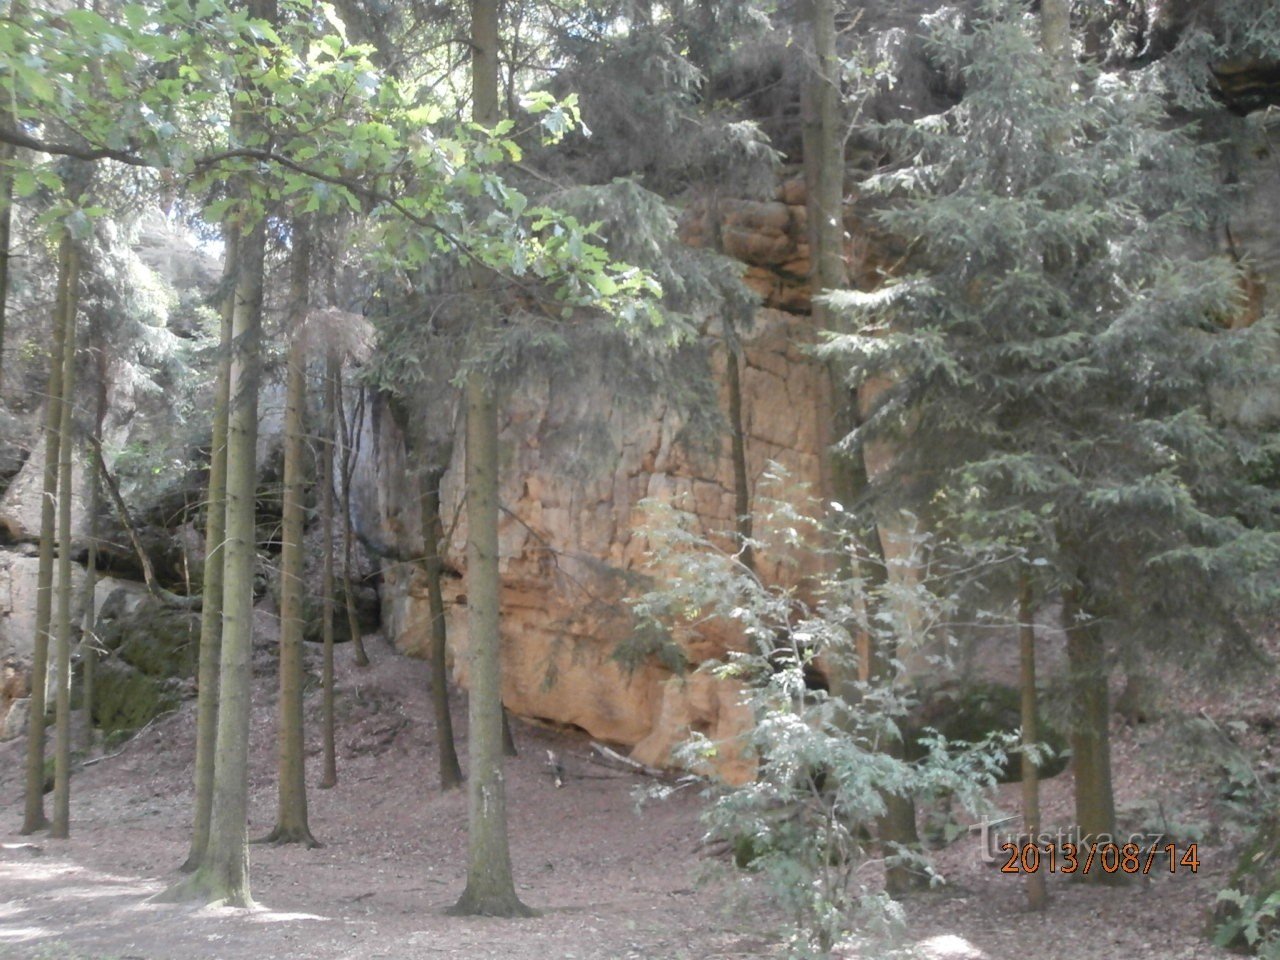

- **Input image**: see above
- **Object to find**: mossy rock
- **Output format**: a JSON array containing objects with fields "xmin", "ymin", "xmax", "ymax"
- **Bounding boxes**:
[
  {"xmin": 99, "ymin": 597, "xmax": 199, "ymax": 678},
  {"xmin": 92, "ymin": 658, "xmax": 182, "ymax": 735},
  {"xmin": 906, "ymin": 682, "xmax": 1069, "ymax": 784}
]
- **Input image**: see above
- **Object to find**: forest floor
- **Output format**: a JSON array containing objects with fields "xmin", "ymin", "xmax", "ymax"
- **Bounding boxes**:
[{"xmin": 0, "ymin": 616, "xmax": 1270, "ymax": 960}]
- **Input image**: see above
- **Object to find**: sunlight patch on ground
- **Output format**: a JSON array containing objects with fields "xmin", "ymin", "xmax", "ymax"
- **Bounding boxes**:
[
  {"xmin": 248, "ymin": 909, "xmax": 330, "ymax": 924},
  {"xmin": 186, "ymin": 902, "xmax": 328, "ymax": 923},
  {"xmin": 0, "ymin": 925, "xmax": 51, "ymax": 943},
  {"xmin": 0, "ymin": 861, "xmax": 78, "ymax": 883},
  {"xmin": 43, "ymin": 880, "xmax": 161, "ymax": 902},
  {"xmin": 915, "ymin": 934, "xmax": 988, "ymax": 959}
]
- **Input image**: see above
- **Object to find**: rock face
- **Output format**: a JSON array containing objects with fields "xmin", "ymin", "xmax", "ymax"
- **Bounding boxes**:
[{"xmin": 357, "ymin": 294, "xmax": 836, "ymax": 784}]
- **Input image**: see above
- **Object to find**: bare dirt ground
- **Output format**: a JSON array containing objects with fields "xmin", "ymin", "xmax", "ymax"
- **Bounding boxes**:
[{"xmin": 0, "ymin": 622, "xmax": 1262, "ymax": 960}]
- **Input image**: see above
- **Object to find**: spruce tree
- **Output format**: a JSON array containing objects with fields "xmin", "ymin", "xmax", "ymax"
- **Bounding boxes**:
[{"xmin": 822, "ymin": 0, "xmax": 1280, "ymax": 850}]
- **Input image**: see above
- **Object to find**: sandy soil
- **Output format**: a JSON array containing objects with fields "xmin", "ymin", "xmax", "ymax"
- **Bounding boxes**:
[{"xmin": 0, "ymin": 624, "xmax": 1260, "ymax": 960}]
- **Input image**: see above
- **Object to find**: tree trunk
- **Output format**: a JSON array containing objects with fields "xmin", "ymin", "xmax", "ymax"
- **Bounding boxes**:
[
  {"xmin": 161, "ymin": 213, "xmax": 266, "ymax": 908},
  {"xmin": 319, "ymin": 350, "xmax": 339, "ymax": 789},
  {"xmin": 182, "ymin": 226, "xmax": 237, "ymax": 872},
  {"xmin": 724, "ymin": 323, "xmax": 754, "ymax": 574},
  {"xmin": 79, "ymin": 305, "xmax": 108, "ymax": 745},
  {"xmin": 806, "ymin": 0, "xmax": 924, "ymax": 899},
  {"xmin": 260, "ymin": 221, "xmax": 319, "ymax": 847},
  {"xmin": 448, "ymin": 0, "xmax": 532, "ymax": 918},
  {"xmin": 421, "ymin": 466, "xmax": 463, "ymax": 790},
  {"xmin": 0, "ymin": 133, "xmax": 13, "ymax": 394},
  {"xmin": 336, "ymin": 380, "xmax": 369, "ymax": 667},
  {"xmin": 1041, "ymin": 0, "xmax": 1072, "ymax": 77},
  {"xmin": 1063, "ymin": 584, "xmax": 1117, "ymax": 857},
  {"xmin": 51, "ymin": 237, "xmax": 80, "ymax": 839},
  {"xmin": 449, "ymin": 374, "xmax": 532, "ymax": 918},
  {"xmin": 22, "ymin": 232, "xmax": 72, "ymax": 834},
  {"xmin": 1018, "ymin": 574, "xmax": 1047, "ymax": 910}
]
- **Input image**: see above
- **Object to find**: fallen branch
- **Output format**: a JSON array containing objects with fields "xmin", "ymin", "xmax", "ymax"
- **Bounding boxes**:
[
  {"xmin": 587, "ymin": 741, "xmax": 676, "ymax": 780},
  {"xmin": 81, "ymin": 709, "xmax": 177, "ymax": 766},
  {"xmin": 88, "ymin": 438, "xmax": 200, "ymax": 610}
]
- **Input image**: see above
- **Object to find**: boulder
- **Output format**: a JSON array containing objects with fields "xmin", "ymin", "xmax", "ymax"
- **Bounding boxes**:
[
  {"xmin": 1, "ymin": 696, "xmax": 28, "ymax": 741},
  {"xmin": 93, "ymin": 659, "xmax": 184, "ymax": 735}
]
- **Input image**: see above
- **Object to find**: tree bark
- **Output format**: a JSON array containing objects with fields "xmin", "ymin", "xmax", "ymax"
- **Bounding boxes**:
[
  {"xmin": 449, "ymin": 0, "xmax": 533, "ymax": 918},
  {"xmin": 0, "ymin": 133, "xmax": 13, "ymax": 394},
  {"xmin": 260, "ymin": 220, "xmax": 319, "ymax": 847},
  {"xmin": 807, "ymin": 0, "xmax": 924, "ymax": 899},
  {"xmin": 449, "ymin": 375, "xmax": 532, "ymax": 917},
  {"xmin": 319, "ymin": 351, "xmax": 339, "ymax": 789},
  {"xmin": 724, "ymin": 322, "xmax": 754, "ymax": 574},
  {"xmin": 182, "ymin": 226, "xmax": 237, "ymax": 872},
  {"xmin": 1018, "ymin": 574, "xmax": 1047, "ymax": 910},
  {"xmin": 421, "ymin": 466, "xmax": 463, "ymax": 790},
  {"xmin": 51, "ymin": 237, "xmax": 80, "ymax": 839},
  {"xmin": 79, "ymin": 304, "xmax": 108, "ymax": 745},
  {"xmin": 336, "ymin": 379, "xmax": 370, "ymax": 667},
  {"xmin": 161, "ymin": 210, "xmax": 267, "ymax": 908},
  {"xmin": 22, "ymin": 232, "xmax": 71, "ymax": 834},
  {"xmin": 1063, "ymin": 584, "xmax": 1117, "ymax": 856}
]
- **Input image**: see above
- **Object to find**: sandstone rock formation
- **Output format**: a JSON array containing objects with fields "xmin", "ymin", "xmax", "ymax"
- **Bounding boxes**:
[{"xmin": 358, "ymin": 273, "xmax": 838, "ymax": 782}]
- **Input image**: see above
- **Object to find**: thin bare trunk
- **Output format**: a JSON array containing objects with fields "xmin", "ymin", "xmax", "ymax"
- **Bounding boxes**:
[
  {"xmin": 22, "ymin": 233, "xmax": 71, "ymax": 834},
  {"xmin": 807, "ymin": 0, "xmax": 923, "ymax": 898},
  {"xmin": 260, "ymin": 221, "xmax": 319, "ymax": 847},
  {"xmin": 319, "ymin": 351, "xmax": 338, "ymax": 789},
  {"xmin": 724, "ymin": 321, "xmax": 754, "ymax": 574},
  {"xmin": 0, "ymin": 135, "xmax": 12, "ymax": 394},
  {"xmin": 449, "ymin": 0, "xmax": 533, "ymax": 917},
  {"xmin": 1018, "ymin": 574, "xmax": 1047, "ymax": 910},
  {"xmin": 335, "ymin": 373, "xmax": 369, "ymax": 667},
  {"xmin": 449, "ymin": 374, "xmax": 532, "ymax": 917},
  {"xmin": 1063, "ymin": 584, "xmax": 1116, "ymax": 855},
  {"xmin": 79, "ymin": 310, "xmax": 108, "ymax": 744},
  {"xmin": 51, "ymin": 240, "xmax": 80, "ymax": 839},
  {"xmin": 182, "ymin": 226, "xmax": 237, "ymax": 872},
  {"xmin": 421, "ymin": 466, "xmax": 463, "ymax": 789}
]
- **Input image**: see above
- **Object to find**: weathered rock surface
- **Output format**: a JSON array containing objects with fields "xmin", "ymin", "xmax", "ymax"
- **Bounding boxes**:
[
  {"xmin": 358, "ymin": 305, "xmax": 835, "ymax": 782},
  {"xmin": 92, "ymin": 591, "xmax": 199, "ymax": 734}
]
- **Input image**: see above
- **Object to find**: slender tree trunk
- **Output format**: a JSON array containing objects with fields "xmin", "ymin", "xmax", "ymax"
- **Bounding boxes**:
[
  {"xmin": 448, "ymin": 0, "xmax": 533, "ymax": 918},
  {"xmin": 79, "ymin": 471, "xmax": 98, "ymax": 744},
  {"xmin": 422, "ymin": 466, "xmax": 463, "ymax": 790},
  {"xmin": 335, "ymin": 373, "xmax": 369, "ymax": 667},
  {"xmin": 319, "ymin": 351, "xmax": 338, "ymax": 789},
  {"xmin": 260, "ymin": 221, "xmax": 319, "ymax": 847},
  {"xmin": 0, "ymin": 134, "xmax": 13, "ymax": 394},
  {"xmin": 79, "ymin": 308, "xmax": 108, "ymax": 745},
  {"xmin": 161, "ymin": 213, "xmax": 266, "ymax": 908},
  {"xmin": 1063, "ymin": 584, "xmax": 1117, "ymax": 856},
  {"xmin": 1018, "ymin": 574, "xmax": 1047, "ymax": 910},
  {"xmin": 724, "ymin": 324, "xmax": 754, "ymax": 574},
  {"xmin": 22, "ymin": 233, "xmax": 72, "ymax": 834},
  {"xmin": 182, "ymin": 227, "xmax": 237, "ymax": 872},
  {"xmin": 51, "ymin": 239, "xmax": 80, "ymax": 839},
  {"xmin": 806, "ymin": 0, "xmax": 924, "ymax": 898},
  {"xmin": 705, "ymin": 195, "xmax": 754, "ymax": 574},
  {"xmin": 449, "ymin": 375, "xmax": 532, "ymax": 917}
]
